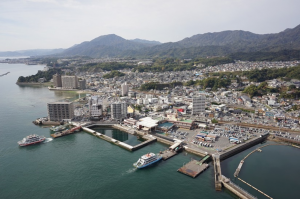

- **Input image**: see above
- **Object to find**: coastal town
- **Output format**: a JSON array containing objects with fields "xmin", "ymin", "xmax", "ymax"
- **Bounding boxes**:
[
  {"xmin": 2, "ymin": 1, "xmax": 300, "ymax": 199},
  {"xmin": 10, "ymin": 56, "xmax": 300, "ymax": 199}
]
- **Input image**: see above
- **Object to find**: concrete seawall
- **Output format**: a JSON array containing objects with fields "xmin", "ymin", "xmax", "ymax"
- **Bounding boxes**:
[
  {"xmin": 183, "ymin": 146, "xmax": 207, "ymax": 157},
  {"xmin": 220, "ymin": 135, "xmax": 268, "ymax": 161}
]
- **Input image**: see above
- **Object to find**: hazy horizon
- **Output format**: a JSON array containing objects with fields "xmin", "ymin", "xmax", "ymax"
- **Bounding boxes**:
[{"xmin": 1, "ymin": 0, "xmax": 300, "ymax": 51}]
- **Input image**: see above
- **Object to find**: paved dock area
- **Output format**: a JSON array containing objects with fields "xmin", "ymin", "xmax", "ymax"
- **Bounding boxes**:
[{"xmin": 177, "ymin": 159, "xmax": 209, "ymax": 178}]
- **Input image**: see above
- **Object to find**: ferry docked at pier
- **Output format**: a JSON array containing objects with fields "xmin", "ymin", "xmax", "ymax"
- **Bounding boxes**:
[
  {"xmin": 133, "ymin": 153, "xmax": 162, "ymax": 169},
  {"xmin": 18, "ymin": 134, "xmax": 46, "ymax": 146}
]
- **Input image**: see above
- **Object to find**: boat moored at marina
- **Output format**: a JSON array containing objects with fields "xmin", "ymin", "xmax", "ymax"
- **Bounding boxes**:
[
  {"xmin": 133, "ymin": 153, "xmax": 162, "ymax": 169},
  {"xmin": 50, "ymin": 125, "xmax": 67, "ymax": 132},
  {"xmin": 18, "ymin": 134, "xmax": 46, "ymax": 146}
]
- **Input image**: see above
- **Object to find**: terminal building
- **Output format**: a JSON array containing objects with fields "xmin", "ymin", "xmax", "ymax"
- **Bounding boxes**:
[{"xmin": 47, "ymin": 102, "xmax": 74, "ymax": 121}]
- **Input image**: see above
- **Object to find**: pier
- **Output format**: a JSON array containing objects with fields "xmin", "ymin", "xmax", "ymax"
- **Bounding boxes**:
[
  {"xmin": 177, "ymin": 155, "xmax": 210, "ymax": 178},
  {"xmin": 82, "ymin": 126, "xmax": 157, "ymax": 151},
  {"xmin": 213, "ymin": 154, "xmax": 222, "ymax": 191}
]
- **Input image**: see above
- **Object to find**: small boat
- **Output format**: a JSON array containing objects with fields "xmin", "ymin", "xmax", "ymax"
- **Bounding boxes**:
[
  {"xmin": 133, "ymin": 153, "xmax": 162, "ymax": 169},
  {"xmin": 18, "ymin": 134, "xmax": 46, "ymax": 146}
]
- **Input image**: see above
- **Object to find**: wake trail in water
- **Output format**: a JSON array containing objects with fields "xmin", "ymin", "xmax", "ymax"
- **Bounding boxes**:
[
  {"xmin": 122, "ymin": 168, "xmax": 137, "ymax": 176},
  {"xmin": 44, "ymin": 138, "xmax": 53, "ymax": 143}
]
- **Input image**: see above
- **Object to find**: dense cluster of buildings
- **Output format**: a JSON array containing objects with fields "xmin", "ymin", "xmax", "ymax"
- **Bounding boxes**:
[
  {"xmin": 52, "ymin": 74, "xmax": 86, "ymax": 90},
  {"xmin": 43, "ymin": 60, "xmax": 300, "ymax": 132}
]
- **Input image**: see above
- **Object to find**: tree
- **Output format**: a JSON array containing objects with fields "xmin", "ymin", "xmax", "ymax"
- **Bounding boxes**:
[
  {"xmin": 18, "ymin": 76, "xmax": 26, "ymax": 82},
  {"xmin": 212, "ymin": 118, "xmax": 218, "ymax": 123}
]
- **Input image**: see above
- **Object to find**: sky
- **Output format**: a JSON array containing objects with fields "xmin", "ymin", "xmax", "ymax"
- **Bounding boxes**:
[{"xmin": 0, "ymin": 0, "xmax": 300, "ymax": 51}]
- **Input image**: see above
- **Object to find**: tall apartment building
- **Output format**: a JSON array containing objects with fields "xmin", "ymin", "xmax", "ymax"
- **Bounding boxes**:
[
  {"xmin": 89, "ymin": 96, "xmax": 102, "ymax": 119},
  {"xmin": 121, "ymin": 82, "xmax": 129, "ymax": 96},
  {"xmin": 192, "ymin": 95, "xmax": 206, "ymax": 115},
  {"xmin": 53, "ymin": 74, "xmax": 62, "ymax": 87},
  {"xmin": 78, "ymin": 79, "xmax": 86, "ymax": 90},
  {"xmin": 111, "ymin": 102, "xmax": 127, "ymax": 120},
  {"xmin": 47, "ymin": 102, "xmax": 74, "ymax": 121},
  {"xmin": 62, "ymin": 76, "xmax": 78, "ymax": 89}
]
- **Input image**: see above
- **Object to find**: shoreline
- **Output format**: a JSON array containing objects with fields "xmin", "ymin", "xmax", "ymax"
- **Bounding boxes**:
[{"xmin": 16, "ymin": 82, "xmax": 53, "ymax": 86}]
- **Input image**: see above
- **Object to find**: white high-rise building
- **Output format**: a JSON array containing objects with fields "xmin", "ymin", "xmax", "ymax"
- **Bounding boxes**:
[
  {"xmin": 192, "ymin": 95, "xmax": 206, "ymax": 115},
  {"xmin": 111, "ymin": 102, "xmax": 127, "ymax": 120},
  {"xmin": 121, "ymin": 82, "xmax": 129, "ymax": 96},
  {"xmin": 89, "ymin": 96, "xmax": 103, "ymax": 119}
]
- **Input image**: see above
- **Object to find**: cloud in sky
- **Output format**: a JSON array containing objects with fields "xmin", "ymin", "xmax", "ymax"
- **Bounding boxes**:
[{"xmin": 0, "ymin": 0, "xmax": 300, "ymax": 51}]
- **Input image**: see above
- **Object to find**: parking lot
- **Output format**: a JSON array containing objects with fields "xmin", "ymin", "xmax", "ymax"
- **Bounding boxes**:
[{"xmin": 156, "ymin": 124, "xmax": 275, "ymax": 153}]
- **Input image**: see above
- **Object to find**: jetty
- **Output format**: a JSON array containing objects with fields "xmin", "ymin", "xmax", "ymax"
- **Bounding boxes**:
[
  {"xmin": 213, "ymin": 154, "xmax": 222, "ymax": 191},
  {"xmin": 177, "ymin": 155, "xmax": 210, "ymax": 178},
  {"xmin": 0, "ymin": 72, "xmax": 10, "ymax": 77},
  {"xmin": 234, "ymin": 144, "xmax": 283, "ymax": 177},
  {"xmin": 238, "ymin": 178, "xmax": 272, "ymax": 199},
  {"xmin": 82, "ymin": 125, "xmax": 157, "ymax": 151}
]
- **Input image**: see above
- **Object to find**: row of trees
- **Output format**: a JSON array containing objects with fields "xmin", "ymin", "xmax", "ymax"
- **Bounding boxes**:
[
  {"xmin": 140, "ymin": 82, "xmax": 183, "ymax": 91},
  {"xmin": 103, "ymin": 70, "xmax": 125, "ymax": 79},
  {"xmin": 184, "ymin": 77, "xmax": 231, "ymax": 91},
  {"xmin": 79, "ymin": 62, "xmax": 135, "ymax": 72},
  {"xmin": 17, "ymin": 68, "xmax": 61, "ymax": 83}
]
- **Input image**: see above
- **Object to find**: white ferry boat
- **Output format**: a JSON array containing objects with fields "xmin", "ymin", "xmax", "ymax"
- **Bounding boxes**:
[
  {"xmin": 18, "ymin": 134, "xmax": 46, "ymax": 146},
  {"xmin": 133, "ymin": 153, "xmax": 162, "ymax": 169}
]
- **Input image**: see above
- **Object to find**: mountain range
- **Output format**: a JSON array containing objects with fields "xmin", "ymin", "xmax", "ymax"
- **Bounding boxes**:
[{"xmin": 3, "ymin": 24, "xmax": 300, "ymax": 58}]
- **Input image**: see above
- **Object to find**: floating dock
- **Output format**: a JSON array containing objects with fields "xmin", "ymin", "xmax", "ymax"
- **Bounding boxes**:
[
  {"xmin": 51, "ymin": 126, "xmax": 81, "ymax": 138},
  {"xmin": 177, "ymin": 155, "xmax": 210, "ymax": 178}
]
